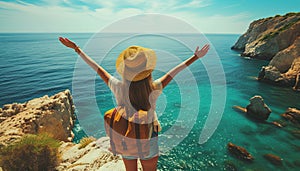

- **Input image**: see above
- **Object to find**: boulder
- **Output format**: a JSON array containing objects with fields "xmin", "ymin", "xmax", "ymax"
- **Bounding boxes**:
[
  {"xmin": 227, "ymin": 142, "xmax": 254, "ymax": 162},
  {"xmin": 246, "ymin": 95, "xmax": 272, "ymax": 121},
  {"xmin": 263, "ymin": 154, "xmax": 283, "ymax": 166},
  {"xmin": 0, "ymin": 90, "xmax": 75, "ymax": 147},
  {"xmin": 281, "ymin": 108, "xmax": 300, "ymax": 125},
  {"xmin": 258, "ymin": 55, "xmax": 300, "ymax": 88},
  {"xmin": 294, "ymin": 73, "xmax": 300, "ymax": 91},
  {"xmin": 258, "ymin": 66, "xmax": 283, "ymax": 83}
]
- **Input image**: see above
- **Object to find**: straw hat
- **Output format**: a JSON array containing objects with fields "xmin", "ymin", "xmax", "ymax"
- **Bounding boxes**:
[{"xmin": 116, "ymin": 46, "xmax": 157, "ymax": 81}]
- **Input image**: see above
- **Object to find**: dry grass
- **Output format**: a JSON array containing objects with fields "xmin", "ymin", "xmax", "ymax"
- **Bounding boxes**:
[
  {"xmin": 0, "ymin": 133, "xmax": 61, "ymax": 171},
  {"xmin": 78, "ymin": 137, "xmax": 96, "ymax": 149}
]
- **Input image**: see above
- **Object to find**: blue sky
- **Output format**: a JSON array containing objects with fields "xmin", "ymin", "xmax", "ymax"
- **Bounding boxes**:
[{"xmin": 0, "ymin": 0, "xmax": 299, "ymax": 33}]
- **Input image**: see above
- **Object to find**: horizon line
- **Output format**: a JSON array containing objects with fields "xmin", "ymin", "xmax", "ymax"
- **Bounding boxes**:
[{"xmin": 0, "ymin": 32, "xmax": 243, "ymax": 35}]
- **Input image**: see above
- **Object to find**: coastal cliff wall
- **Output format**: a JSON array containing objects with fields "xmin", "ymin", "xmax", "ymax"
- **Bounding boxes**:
[
  {"xmin": 0, "ymin": 90, "xmax": 75, "ymax": 147},
  {"xmin": 232, "ymin": 12, "xmax": 300, "ymax": 90},
  {"xmin": 0, "ymin": 90, "xmax": 126, "ymax": 170}
]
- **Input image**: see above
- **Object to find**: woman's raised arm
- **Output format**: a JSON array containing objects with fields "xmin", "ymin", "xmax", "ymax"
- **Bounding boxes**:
[
  {"xmin": 59, "ymin": 37, "xmax": 111, "ymax": 85},
  {"xmin": 158, "ymin": 44, "xmax": 210, "ymax": 88}
]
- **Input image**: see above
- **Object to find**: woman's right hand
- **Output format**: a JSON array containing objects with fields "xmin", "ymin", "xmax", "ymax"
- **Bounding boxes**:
[
  {"xmin": 59, "ymin": 37, "xmax": 77, "ymax": 49},
  {"xmin": 194, "ymin": 44, "xmax": 210, "ymax": 59}
]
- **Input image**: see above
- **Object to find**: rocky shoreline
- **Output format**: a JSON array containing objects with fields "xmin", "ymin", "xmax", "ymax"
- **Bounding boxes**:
[
  {"xmin": 232, "ymin": 12, "xmax": 300, "ymax": 90},
  {"xmin": 0, "ymin": 90, "xmax": 132, "ymax": 171},
  {"xmin": 230, "ymin": 13, "xmax": 300, "ymax": 167},
  {"xmin": 0, "ymin": 90, "xmax": 299, "ymax": 170}
]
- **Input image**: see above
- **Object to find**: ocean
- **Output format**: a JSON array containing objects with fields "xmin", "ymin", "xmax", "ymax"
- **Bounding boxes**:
[{"xmin": 0, "ymin": 33, "xmax": 299, "ymax": 170}]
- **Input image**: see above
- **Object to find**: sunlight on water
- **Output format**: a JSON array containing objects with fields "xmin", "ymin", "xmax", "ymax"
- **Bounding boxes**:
[{"xmin": 0, "ymin": 33, "xmax": 299, "ymax": 170}]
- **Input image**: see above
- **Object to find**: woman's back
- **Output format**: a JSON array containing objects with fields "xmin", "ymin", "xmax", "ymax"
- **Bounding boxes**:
[
  {"xmin": 108, "ymin": 75, "xmax": 163, "ymax": 119},
  {"xmin": 59, "ymin": 36, "xmax": 209, "ymax": 171}
]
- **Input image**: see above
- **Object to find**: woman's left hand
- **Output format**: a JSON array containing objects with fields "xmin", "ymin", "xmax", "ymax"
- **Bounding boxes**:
[{"xmin": 194, "ymin": 44, "xmax": 210, "ymax": 59}]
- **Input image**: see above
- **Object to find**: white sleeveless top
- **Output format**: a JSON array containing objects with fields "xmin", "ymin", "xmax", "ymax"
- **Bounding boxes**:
[{"xmin": 108, "ymin": 76, "xmax": 162, "ymax": 127}]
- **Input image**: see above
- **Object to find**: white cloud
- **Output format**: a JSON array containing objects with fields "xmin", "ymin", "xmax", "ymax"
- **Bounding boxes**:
[
  {"xmin": 0, "ymin": 1, "xmax": 93, "ymax": 32},
  {"xmin": 142, "ymin": 0, "xmax": 211, "ymax": 13},
  {"xmin": 92, "ymin": 1, "xmax": 115, "ymax": 8},
  {"xmin": 0, "ymin": 0, "xmax": 250, "ymax": 33},
  {"xmin": 173, "ymin": 0, "xmax": 211, "ymax": 10},
  {"xmin": 0, "ymin": 1, "xmax": 31, "ymax": 11},
  {"xmin": 164, "ymin": 10, "xmax": 252, "ymax": 34}
]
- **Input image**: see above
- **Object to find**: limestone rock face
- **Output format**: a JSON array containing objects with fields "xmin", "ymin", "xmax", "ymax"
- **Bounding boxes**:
[
  {"xmin": 0, "ymin": 91, "xmax": 137, "ymax": 171},
  {"xmin": 257, "ymin": 38, "xmax": 300, "ymax": 88},
  {"xmin": 232, "ymin": 12, "xmax": 300, "ymax": 89},
  {"xmin": 269, "ymin": 37, "xmax": 300, "ymax": 73},
  {"xmin": 57, "ymin": 137, "xmax": 120, "ymax": 171},
  {"xmin": 246, "ymin": 95, "xmax": 272, "ymax": 121},
  {"xmin": 57, "ymin": 137, "xmax": 143, "ymax": 171},
  {"xmin": 232, "ymin": 12, "xmax": 300, "ymax": 60},
  {"xmin": 0, "ymin": 90, "xmax": 75, "ymax": 147}
]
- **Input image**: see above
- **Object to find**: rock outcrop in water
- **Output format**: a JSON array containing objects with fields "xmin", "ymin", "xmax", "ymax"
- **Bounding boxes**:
[
  {"xmin": 227, "ymin": 142, "xmax": 254, "ymax": 162},
  {"xmin": 263, "ymin": 154, "xmax": 283, "ymax": 166},
  {"xmin": 281, "ymin": 108, "xmax": 300, "ymax": 125},
  {"xmin": 232, "ymin": 12, "xmax": 300, "ymax": 90},
  {"xmin": 281, "ymin": 108, "xmax": 300, "ymax": 140},
  {"xmin": 246, "ymin": 95, "xmax": 272, "ymax": 121},
  {"xmin": 233, "ymin": 95, "xmax": 272, "ymax": 121}
]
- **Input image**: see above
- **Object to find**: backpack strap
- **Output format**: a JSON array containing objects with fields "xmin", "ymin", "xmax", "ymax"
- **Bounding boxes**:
[
  {"xmin": 109, "ymin": 108, "xmax": 117, "ymax": 156},
  {"xmin": 134, "ymin": 113, "xmax": 144, "ymax": 159}
]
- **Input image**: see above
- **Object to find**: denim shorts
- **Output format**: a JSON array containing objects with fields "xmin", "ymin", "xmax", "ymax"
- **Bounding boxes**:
[{"xmin": 122, "ymin": 132, "xmax": 159, "ymax": 160}]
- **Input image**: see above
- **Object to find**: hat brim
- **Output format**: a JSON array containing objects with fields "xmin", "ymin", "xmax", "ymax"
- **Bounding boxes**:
[{"xmin": 116, "ymin": 46, "xmax": 156, "ymax": 81}]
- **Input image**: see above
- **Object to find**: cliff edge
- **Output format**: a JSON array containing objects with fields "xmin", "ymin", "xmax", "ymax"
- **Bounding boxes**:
[
  {"xmin": 0, "ymin": 90, "xmax": 131, "ymax": 170},
  {"xmin": 0, "ymin": 90, "xmax": 76, "ymax": 147},
  {"xmin": 232, "ymin": 12, "xmax": 300, "ymax": 90}
]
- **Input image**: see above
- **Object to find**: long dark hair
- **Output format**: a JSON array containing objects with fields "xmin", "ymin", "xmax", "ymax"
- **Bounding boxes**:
[{"xmin": 124, "ymin": 75, "xmax": 153, "ymax": 112}]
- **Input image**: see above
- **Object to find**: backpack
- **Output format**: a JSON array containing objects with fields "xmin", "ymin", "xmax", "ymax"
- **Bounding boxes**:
[{"xmin": 104, "ymin": 106, "xmax": 157, "ymax": 158}]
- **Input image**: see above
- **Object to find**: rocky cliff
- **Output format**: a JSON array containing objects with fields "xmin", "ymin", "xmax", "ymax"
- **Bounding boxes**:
[
  {"xmin": 232, "ymin": 12, "xmax": 300, "ymax": 90},
  {"xmin": 57, "ymin": 137, "xmax": 142, "ymax": 171},
  {"xmin": 0, "ymin": 90, "xmax": 75, "ymax": 147},
  {"xmin": 0, "ymin": 90, "xmax": 130, "ymax": 171}
]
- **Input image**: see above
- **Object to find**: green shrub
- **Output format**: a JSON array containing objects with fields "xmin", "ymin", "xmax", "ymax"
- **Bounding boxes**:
[
  {"xmin": 261, "ymin": 31, "xmax": 279, "ymax": 41},
  {"xmin": 278, "ymin": 18, "xmax": 300, "ymax": 32},
  {"xmin": 285, "ymin": 12, "xmax": 298, "ymax": 17},
  {"xmin": 274, "ymin": 14, "xmax": 281, "ymax": 18},
  {"xmin": 0, "ymin": 133, "xmax": 61, "ymax": 171},
  {"xmin": 78, "ymin": 137, "xmax": 96, "ymax": 149}
]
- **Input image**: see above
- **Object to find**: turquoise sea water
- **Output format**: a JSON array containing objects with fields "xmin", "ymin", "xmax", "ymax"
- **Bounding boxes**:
[{"xmin": 0, "ymin": 33, "xmax": 299, "ymax": 170}]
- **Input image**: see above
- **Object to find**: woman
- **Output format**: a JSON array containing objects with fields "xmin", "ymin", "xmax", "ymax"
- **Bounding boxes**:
[{"xmin": 59, "ymin": 37, "xmax": 209, "ymax": 171}]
